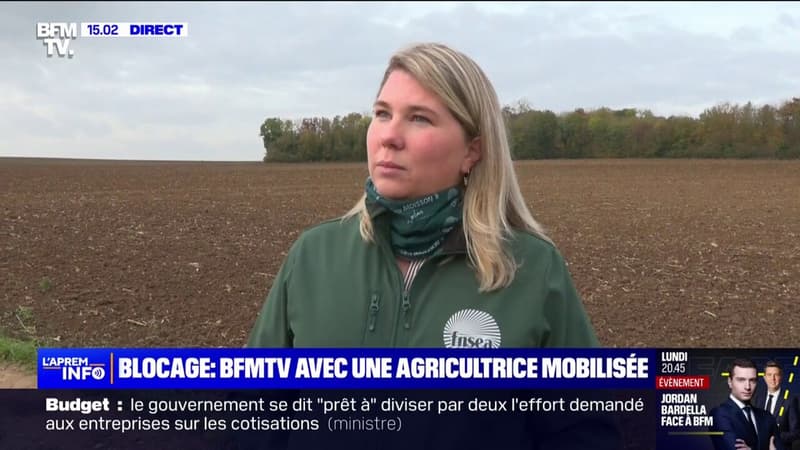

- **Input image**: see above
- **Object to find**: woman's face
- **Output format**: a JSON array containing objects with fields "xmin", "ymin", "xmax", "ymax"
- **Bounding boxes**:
[{"xmin": 367, "ymin": 70, "xmax": 480, "ymax": 200}]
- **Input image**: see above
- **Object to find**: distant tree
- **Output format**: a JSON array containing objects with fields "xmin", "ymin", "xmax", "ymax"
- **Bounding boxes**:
[
  {"xmin": 260, "ymin": 97, "xmax": 800, "ymax": 162},
  {"xmin": 259, "ymin": 118, "xmax": 284, "ymax": 160},
  {"xmin": 777, "ymin": 97, "xmax": 800, "ymax": 158},
  {"xmin": 508, "ymin": 110, "xmax": 559, "ymax": 159},
  {"xmin": 560, "ymin": 109, "xmax": 592, "ymax": 158}
]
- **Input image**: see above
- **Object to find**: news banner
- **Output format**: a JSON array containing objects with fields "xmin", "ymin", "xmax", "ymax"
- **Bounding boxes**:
[
  {"xmin": 1, "ymin": 348, "xmax": 798, "ymax": 449},
  {"xmin": 35, "ymin": 22, "xmax": 188, "ymax": 58}
]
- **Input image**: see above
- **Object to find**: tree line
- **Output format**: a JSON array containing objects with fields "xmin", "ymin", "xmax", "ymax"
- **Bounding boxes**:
[{"xmin": 260, "ymin": 97, "xmax": 800, "ymax": 162}]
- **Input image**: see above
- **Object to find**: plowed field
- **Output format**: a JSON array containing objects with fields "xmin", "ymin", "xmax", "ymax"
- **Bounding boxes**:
[{"xmin": 2, "ymin": 159, "xmax": 798, "ymax": 357}]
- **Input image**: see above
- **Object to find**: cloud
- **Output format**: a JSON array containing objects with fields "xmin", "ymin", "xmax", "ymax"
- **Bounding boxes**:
[
  {"xmin": 777, "ymin": 13, "xmax": 797, "ymax": 28},
  {"xmin": 2, "ymin": 2, "xmax": 799, "ymax": 160}
]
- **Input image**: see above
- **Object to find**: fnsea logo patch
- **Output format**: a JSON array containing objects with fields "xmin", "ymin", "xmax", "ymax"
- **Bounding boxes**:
[{"xmin": 443, "ymin": 309, "xmax": 501, "ymax": 348}]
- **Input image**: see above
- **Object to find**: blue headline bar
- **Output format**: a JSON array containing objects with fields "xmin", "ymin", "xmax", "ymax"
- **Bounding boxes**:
[{"xmin": 37, "ymin": 348, "xmax": 656, "ymax": 389}]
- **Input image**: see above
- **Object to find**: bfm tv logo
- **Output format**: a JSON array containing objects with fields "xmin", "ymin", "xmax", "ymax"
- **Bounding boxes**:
[
  {"xmin": 41, "ymin": 356, "xmax": 107, "ymax": 381},
  {"xmin": 36, "ymin": 22, "xmax": 77, "ymax": 58}
]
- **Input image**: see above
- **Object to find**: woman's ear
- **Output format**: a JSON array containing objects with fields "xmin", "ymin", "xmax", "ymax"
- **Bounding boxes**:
[{"xmin": 462, "ymin": 136, "xmax": 482, "ymax": 174}]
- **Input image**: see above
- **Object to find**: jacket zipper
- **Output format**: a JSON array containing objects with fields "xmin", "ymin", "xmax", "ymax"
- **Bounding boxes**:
[
  {"xmin": 401, "ymin": 291, "xmax": 411, "ymax": 330},
  {"xmin": 374, "ymin": 216, "xmax": 458, "ymax": 343},
  {"xmin": 374, "ymin": 230, "xmax": 406, "ymax": 344},
  {"xmin": 367, "ymin": 293, "xmax": 380, "ymax": 332},
  {"xmin": 401, "ymin": 258, "xmax": 430, "ymax": 331}
]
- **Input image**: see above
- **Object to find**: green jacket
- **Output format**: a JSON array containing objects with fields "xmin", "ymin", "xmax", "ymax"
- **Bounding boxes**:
[{"xmin": 248, "ymin": 214, "xmax": 599, "ymax": 349}]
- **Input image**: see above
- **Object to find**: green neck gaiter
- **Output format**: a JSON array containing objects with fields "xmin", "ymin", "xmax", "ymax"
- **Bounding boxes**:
[{"xmin": 365, "ymin": 177, "xmax": 463, "ymax": 260}]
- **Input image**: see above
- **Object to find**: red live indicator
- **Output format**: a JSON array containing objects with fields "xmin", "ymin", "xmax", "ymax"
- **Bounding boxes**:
[{"xmin": 656, "ymin": 375, "xmax": 710, "ymax": 390}]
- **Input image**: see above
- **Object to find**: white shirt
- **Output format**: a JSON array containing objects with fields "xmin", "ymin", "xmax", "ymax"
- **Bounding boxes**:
[
  {"xmin": 730, "ymin": 394, "xmax": 758, "ymax": 436},
  {"xmin": 764, "ymin": 389, "xmax": 781, "ymax": 416}
]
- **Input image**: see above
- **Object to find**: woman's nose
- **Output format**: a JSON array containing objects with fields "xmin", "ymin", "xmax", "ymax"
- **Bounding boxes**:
[{"xmin": 378, "ymin": 119, "xmax": 405, "ymax": 150}]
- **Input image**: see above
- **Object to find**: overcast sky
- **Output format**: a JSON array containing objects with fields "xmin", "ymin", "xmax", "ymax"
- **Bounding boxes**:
[{"xmin": 2, "ymin": 1, "xmax": 799, "ymax": 161}]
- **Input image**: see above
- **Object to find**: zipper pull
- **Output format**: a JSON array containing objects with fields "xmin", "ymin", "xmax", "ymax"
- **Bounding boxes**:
[
  {"xmin": 402, "ymin": 292, "xmax": 411, "ymax": 329},
  {"xmin": 368, "ymin": 294, "xmax": 380, "ymax": 332}
]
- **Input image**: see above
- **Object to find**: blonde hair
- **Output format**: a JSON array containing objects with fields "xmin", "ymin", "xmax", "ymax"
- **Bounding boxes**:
[{"xmin": 343, "ymin": 42, "xmax": 551, "ymax": 292}]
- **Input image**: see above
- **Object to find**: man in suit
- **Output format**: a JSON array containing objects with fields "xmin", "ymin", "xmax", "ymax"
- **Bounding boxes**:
[
  {"xmin": 710, "ymin": 358, "xmax": 783, "ymax": 450},
  {"xmin": 753, "ymin": 361, "xmax": 800, "ymax": 450}
]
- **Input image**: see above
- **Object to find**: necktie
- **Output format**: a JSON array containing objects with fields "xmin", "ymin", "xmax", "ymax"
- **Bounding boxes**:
[
  {"xmin": 743, "ymin": 406, "xmax": 758, "ymax": 437},
  {"xmin": 766, "ymin": 394, "xmax": 774, "ymax": 415}
]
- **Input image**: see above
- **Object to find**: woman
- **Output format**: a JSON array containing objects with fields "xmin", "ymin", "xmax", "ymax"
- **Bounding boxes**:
[
  {"xmin": 248, "ymin": 42, "xmax": 599, "ymax": 350},
  {"xmin": 241, "ymin": 43, "xmax": 621, "ymax": 450}
]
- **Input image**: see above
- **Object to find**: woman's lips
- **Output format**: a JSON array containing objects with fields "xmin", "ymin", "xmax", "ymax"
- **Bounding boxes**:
[{"xmin": 377, "ymin": 161, "xmax": 405, "ymax": 170}]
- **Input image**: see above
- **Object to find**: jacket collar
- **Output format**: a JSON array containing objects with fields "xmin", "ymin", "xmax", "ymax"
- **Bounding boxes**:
[{"xmin": 440, "ymin": 223, "xmax": 467, "ymax": 255}]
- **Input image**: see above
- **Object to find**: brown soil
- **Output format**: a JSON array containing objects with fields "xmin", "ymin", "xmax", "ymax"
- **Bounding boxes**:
[
  {"xmin": 1, "ymin": 158, "xmax": 798, "ymax": 351},
  {"xmin": 0, "ymin": 363, "xmax": 36, "ymax": 388}
]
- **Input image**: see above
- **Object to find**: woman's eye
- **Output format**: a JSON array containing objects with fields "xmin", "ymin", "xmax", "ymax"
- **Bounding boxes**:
[
  {"xmin": 374, "ymin": 110, "xmax": 390, "ymax": 119},
  {"xmin": 411, "ymin": 115, "xmax": 431, "ymax": 124}
]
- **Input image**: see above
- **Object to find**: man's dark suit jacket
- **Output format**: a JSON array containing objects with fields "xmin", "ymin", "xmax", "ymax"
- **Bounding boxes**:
[
  {"xmin": 710, "ymin": 398, "xmax": 784, "ymax": 450},
  {"xmin": 754, "ymin": 389, "xmax": 800, "ymax": 450}
]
